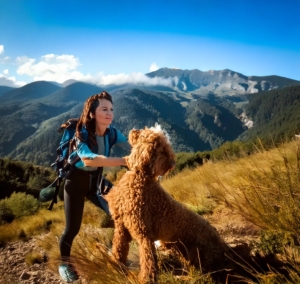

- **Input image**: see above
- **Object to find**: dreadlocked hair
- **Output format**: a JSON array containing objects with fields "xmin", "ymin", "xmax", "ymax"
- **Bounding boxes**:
[{"xmin": 76, "ymin": 91, "xmax": 113, "ymax": 146}]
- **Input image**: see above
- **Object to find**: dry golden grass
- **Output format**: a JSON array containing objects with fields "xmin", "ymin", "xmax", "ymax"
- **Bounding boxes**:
[
  {"xmin": 195, "ymin": 140, "xmax": 300, "ymax": 237},
  {"xmin": 0, "ymin": 202, "xmax": 65, "ymax": 245},
  {"xmin": 160, "ymin": 140, "xmax": 300, "ymax": 283},
  {"xmin": 70, "ymin": 239, "xmax": 139, "ymax": 284},
  {"xmin": 161, "ymin": 167, "xmax": 216, "ymax": 215},
  {"xmin": 36, "ymin": 199, "xmax": 216, "ymax": 283},
  {"xmin": 104, "ymin": 166, "xmax": 127, "ymax": 183},
  {"xmin": 31, "ymin": 199, "xmax": 131, "ymax": 283},
  {"xmin": 25, "ymin": 250, "xmax": 44, "ymax": 266},
  {"xmin": 161, "ymin": 140, "xmax": 300, "ymax": 237}
]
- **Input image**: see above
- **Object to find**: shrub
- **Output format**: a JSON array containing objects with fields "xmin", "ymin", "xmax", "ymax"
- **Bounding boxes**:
[
  {"xmin": 172, "ymin": 151, "xmax": 209, "ymax": 175},
  {"xmin": 210, "ymin": 140, "xmax": 250, "ymax": 160},
  {"xmin": 0, "ymin": 192, "xmax": 40, "ymax": 223},
  {"xmin": 255, "ymin": 230, "xmax": 293, "ymax": 254},
  {"xmin": 0, "ymin": 202, "xmax": 14, "ymax": 224}
]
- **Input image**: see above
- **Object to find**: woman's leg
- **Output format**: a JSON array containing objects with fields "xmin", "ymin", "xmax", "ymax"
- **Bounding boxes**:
[{"xmin": 59, "ymin": 174, "xmax": 88, "ymax": 259}]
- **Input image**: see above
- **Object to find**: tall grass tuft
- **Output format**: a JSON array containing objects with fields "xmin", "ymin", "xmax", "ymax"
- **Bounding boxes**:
[
  {"xmin": 71, "ymin": 238, "xmax": 138, "ymax": 284},
  {"xmin": 198, "ymin": 140, "xmax": 300, "ymax": 239},
  {"xmin": 39, "ymin": 215, "xmax": 135, "ymax": 283}
]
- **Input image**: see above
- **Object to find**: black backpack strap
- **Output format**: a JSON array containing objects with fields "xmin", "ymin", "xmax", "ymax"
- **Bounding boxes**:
[
  {"xmin": 47, "ymin": 176, "xmax": 62, "ymax": 211},
  {"xmin": 47, "ymin": 158, "xmax": 80, "ymax": 211}
]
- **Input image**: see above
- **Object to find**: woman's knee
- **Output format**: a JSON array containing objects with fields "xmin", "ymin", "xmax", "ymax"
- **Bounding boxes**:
[{"xmin": 61, "ymin": 226, "xmax": 80, "ymax": 243}]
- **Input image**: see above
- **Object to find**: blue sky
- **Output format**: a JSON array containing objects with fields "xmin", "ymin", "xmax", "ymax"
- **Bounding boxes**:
[{"xmin": 0, "ymin": 0, "xmax": 299, "ymax": 87}]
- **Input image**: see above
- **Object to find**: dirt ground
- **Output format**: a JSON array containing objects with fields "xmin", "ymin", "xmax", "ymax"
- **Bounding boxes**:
[{"xmin": 0, "ymin": 206, "xmax": 260, "ymax": 283}]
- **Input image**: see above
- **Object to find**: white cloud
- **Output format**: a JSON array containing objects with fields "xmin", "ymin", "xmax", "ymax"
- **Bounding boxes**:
[
  {"xmin": 0, "ymin": 45, "xmax": 4, "ymax": 54},
  {"xmin": 14, "ymin": 53, "xmax": 178, "ymax": 88},
  {"xmin": 0, "ymin": 74, "xmax": 26, "ymax": 87},
  {"xmin": 16, "ymin": 54, "xmax": 81, "ymax": 83},
  {"xmin": 3, "ymin": 69, "xmax": 9, "ymax": 75},
  {"xmin": 83, "ymin": 72, "xmax": 178, "ymax": 88},
  {"xmin": 149, "ymin": 62, "xmax": 159, "ymax": 72},
  {"xmin": 0, "ymin": 56, "xmax": 11, "ymax": 64}
]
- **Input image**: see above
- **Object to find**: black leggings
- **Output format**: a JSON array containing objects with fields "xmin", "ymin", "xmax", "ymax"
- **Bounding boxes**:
[{"xmin": 59, "ymin": 167, "xmax": 108, "ymax": 259}]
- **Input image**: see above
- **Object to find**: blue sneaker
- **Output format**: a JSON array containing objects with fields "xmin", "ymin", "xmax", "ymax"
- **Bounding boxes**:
[{"xmin": 58, "ymin": 263, "xmax": 79, "ymax": 283}]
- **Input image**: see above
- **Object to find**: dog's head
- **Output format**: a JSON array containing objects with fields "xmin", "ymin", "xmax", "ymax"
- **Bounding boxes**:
[{"xmin": 126, "ymin": 124, "xmax": 176, "ymax": 177}]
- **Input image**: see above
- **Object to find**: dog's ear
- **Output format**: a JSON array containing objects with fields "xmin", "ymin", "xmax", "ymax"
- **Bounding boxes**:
[
  {"xmin": 150, "ymin": 135, "xmax": 176, "ymax": 176},
  {"xmin": 128, "ymin": 129, "xmax": 140, "ymax": 146}
]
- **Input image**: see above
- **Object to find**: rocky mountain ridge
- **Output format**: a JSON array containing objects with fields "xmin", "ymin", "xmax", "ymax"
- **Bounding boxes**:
[{"xmin": 146, "ymin": 68, "xmax": 300, "ymax": 96}]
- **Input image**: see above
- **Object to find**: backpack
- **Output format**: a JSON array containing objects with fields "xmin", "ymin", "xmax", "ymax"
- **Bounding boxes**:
[{"xmin": 40, "ymin": 118, "xmax": 117, "ymax": 211}]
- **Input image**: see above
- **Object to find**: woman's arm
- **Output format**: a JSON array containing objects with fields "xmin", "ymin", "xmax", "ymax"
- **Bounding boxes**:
[
  {"xmin": 75, "ymin": 127, "xmax": 129, "ymax": 168},
  {"xmin": 77, "ymin": 141, "xmax": 127, "ymax": 167},
  {"xmin": 82, "ymin": 155, "xmax": 126, "ymax": 167}
]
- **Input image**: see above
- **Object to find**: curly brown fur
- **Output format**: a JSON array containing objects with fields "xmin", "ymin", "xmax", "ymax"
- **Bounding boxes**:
[{"xmin": 105, "ymin": 126, "xmax": 228, "ymax": 283}]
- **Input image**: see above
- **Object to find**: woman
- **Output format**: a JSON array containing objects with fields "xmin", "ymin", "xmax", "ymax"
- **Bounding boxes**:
[{"xmin": 58, "ymin": 91, "xmax": 130, "ymax": 282}]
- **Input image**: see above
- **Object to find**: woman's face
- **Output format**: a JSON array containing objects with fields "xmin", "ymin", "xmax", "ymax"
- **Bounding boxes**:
[{"xmin": 93, "ymin": 98, "xmax": 114, "ymax": 126}]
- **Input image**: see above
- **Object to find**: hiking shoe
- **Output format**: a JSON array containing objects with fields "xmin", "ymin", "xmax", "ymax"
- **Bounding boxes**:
[{"xmin": 58, "ymin": 263, "xmax": 79, "ymax": 283}]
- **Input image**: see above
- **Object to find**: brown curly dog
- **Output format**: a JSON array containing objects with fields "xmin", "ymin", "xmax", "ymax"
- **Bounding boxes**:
[{"xmin": 105, "ymin": 125, "xmax": 228, "ymax": 283}]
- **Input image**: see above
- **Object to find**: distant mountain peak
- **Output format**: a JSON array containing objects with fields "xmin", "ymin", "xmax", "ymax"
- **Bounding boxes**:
[
  {"xmin": 146, "ymin": 68, "xmax": 300, "ymax": 96},
  {"xmin": 61, "ymin": 79, "xmax": 79, "ymax": 87}
]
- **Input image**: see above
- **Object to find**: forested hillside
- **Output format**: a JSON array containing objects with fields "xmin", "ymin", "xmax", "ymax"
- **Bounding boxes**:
[
  {"xmin": 239, "ymin": 85, "xmax": 300, "ymax": 142},
  {"xmin": 0, "ymin": 86, "xmax": 249, "ymax": 166},
  {"xmin": 0, "ymin": 157, "xmax": 55, "ymax": 200},
  {"xmin": 0, "ymin": 86, "xmax": 15, "ymax": 96},
  {"xmin": 111, "ymin": 88, "xmax": 208, "ymax": 153},
  {"xmin": 185, "ymin": 96, "xmax": 245, "ymax": 148},
  {"xmin": 0, "ymin": 68, "xmax": 299, "ymax": 166}
]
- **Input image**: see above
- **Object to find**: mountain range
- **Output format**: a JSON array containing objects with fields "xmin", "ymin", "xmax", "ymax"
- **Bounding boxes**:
[
  {"xmin": 0, "ymin": 68, "xmax": 299, "ymax": 166},
  {"xmin": 147, "ymin": 68, "xmax": 300, "ymax": 95}
]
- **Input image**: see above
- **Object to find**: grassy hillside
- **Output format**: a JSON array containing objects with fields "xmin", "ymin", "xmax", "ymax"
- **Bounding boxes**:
[{"xmin": 1, "ymin": 139, "xmax": 300, "ymax": 282}]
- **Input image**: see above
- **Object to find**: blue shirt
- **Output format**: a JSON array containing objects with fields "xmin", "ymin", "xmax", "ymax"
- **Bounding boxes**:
[{"xmin": 66, "ymin": 125, "xmax": 131, "ymax": 170}]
